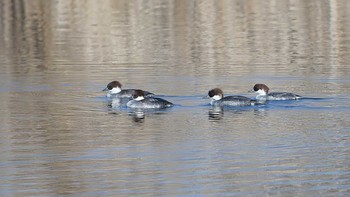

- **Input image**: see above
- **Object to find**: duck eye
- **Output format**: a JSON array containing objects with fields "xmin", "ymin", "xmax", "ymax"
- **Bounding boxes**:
[{"xmin": 253, "ymin": 86, "xmax": 259, "ymax": 91}]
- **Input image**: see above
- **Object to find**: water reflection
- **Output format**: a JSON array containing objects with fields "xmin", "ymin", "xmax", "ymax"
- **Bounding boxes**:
[
  {"xmin": 208, "ymin": 106, "xmax": 225, "ymax": 120},
  {"xmin": 106, "ymin": 97, "xmax": 131, "ymax": 108},
  {"xmin": 1, "ymin": 0, "xmax": 349, "ymax": 77},
  {"xmin": 128, "ymin": 109, "xmax": 146, "ymax": 123},
  {"xmin": 208, "ymin": 105, "xmax": 268, "ymax": 121},
  {"xmin": 127, "ymin": 107, "xmax": 174, "ymax": 123}
]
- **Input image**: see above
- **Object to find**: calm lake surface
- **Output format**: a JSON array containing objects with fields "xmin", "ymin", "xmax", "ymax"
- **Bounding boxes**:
[{"xmin": 1, "ymin": 0, "xmax": 350, "ymax": 196}]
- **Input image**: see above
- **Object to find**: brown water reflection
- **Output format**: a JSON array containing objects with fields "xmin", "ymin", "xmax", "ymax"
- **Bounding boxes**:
[
  {"xmin": 0, "ymin": 0, "xmax": 350, "ymax": 196},
  {"xmin": 2, "ymin": 1, "xmax": 350, "ymax": 71}
]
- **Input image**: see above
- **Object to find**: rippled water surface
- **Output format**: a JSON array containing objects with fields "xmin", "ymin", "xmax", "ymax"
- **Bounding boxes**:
[{"xmin": 1, "ymin": 0, "xmax": 350, "ymax": 196}]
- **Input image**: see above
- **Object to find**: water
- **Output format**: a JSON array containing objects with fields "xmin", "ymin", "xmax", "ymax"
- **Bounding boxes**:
[{"xmin": 1, "ymin": 0, "xmax": 350, "ymax": 196}]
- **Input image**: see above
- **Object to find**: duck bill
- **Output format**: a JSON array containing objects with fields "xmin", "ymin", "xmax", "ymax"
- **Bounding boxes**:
[
  {"xmin": 202, "ymin": 95, "xmax": 210, "ymax": 99},
  {"xmin": 102, "ymin": 87, "xmax": 109, "ymax": 91},
  {"xmin": 248, "ymin": 89, "xmax": 255, "ymax": 93}
]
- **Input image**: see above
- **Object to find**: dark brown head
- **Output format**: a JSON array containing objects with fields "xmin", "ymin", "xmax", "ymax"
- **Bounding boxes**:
[
  {"xmin": 252, "ymin": 84, "xmax": 269, "ymax": 93},
  {"xmin": 106, "ymin": 81, "xmax": 122, "ymax": 90},
  {"xmin": 132, "ymin": 89, "xmax": 145, "ymax": 100},
  {"xmin": 102, "ymin": 81, "xmax": 122, "ymax": 92},
  {"xmin": 208, "ymin": 88, "xmax": 224, "ymax": 100}
]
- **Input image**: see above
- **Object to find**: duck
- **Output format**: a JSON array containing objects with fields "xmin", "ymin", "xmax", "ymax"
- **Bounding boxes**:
[
  {"xmin": 103, "ymin": 81, "xmax": 154, "ymax": 98},
  {"xmin": 127, "ymin": 89, "xmax": 173, "ymax": 109},
  {"xmin": 249, "ymin": 84, "xmax": 302, "ymax": 100}
]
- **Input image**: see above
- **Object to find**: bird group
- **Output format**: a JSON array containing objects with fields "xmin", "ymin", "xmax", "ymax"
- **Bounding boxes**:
[{"xmin": 103, "ymin": 81, "xmax": 302, "ymax": 109}]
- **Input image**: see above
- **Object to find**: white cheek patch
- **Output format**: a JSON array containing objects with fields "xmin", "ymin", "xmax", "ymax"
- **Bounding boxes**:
[
  {"xmin": 257, "ymin": 89, "xmax": 266, "ymax": 95},
  {"xmin": 111, "ymin": 87, "xmax": 121, "ymax": 94},
  {"xmin": 134, "ymin": 96, "xmax": 144, "ymax": 101},
  {"xmin": 212, "ymin": 95, "xmax": 222, "ymax": 100}
]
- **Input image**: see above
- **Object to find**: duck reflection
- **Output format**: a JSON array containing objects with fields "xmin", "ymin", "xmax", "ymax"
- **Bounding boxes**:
[
  {"xmin": 128, "ymin": 108, "xmax": 173, "ymax": 123},
  {"xmin": 128, "ymin": 109, "xmax": 146, "ymax": 123},
  {"xmin": 208, "ymin": 105, "xmax": 268, "ymax": 121},
  {"xmin": 208, "ymin": 106, "xmax": 224, "ymax": 120},
  {"xmin": 106, "ymin": 97, "xmax": 131, "ymax": 109}
]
